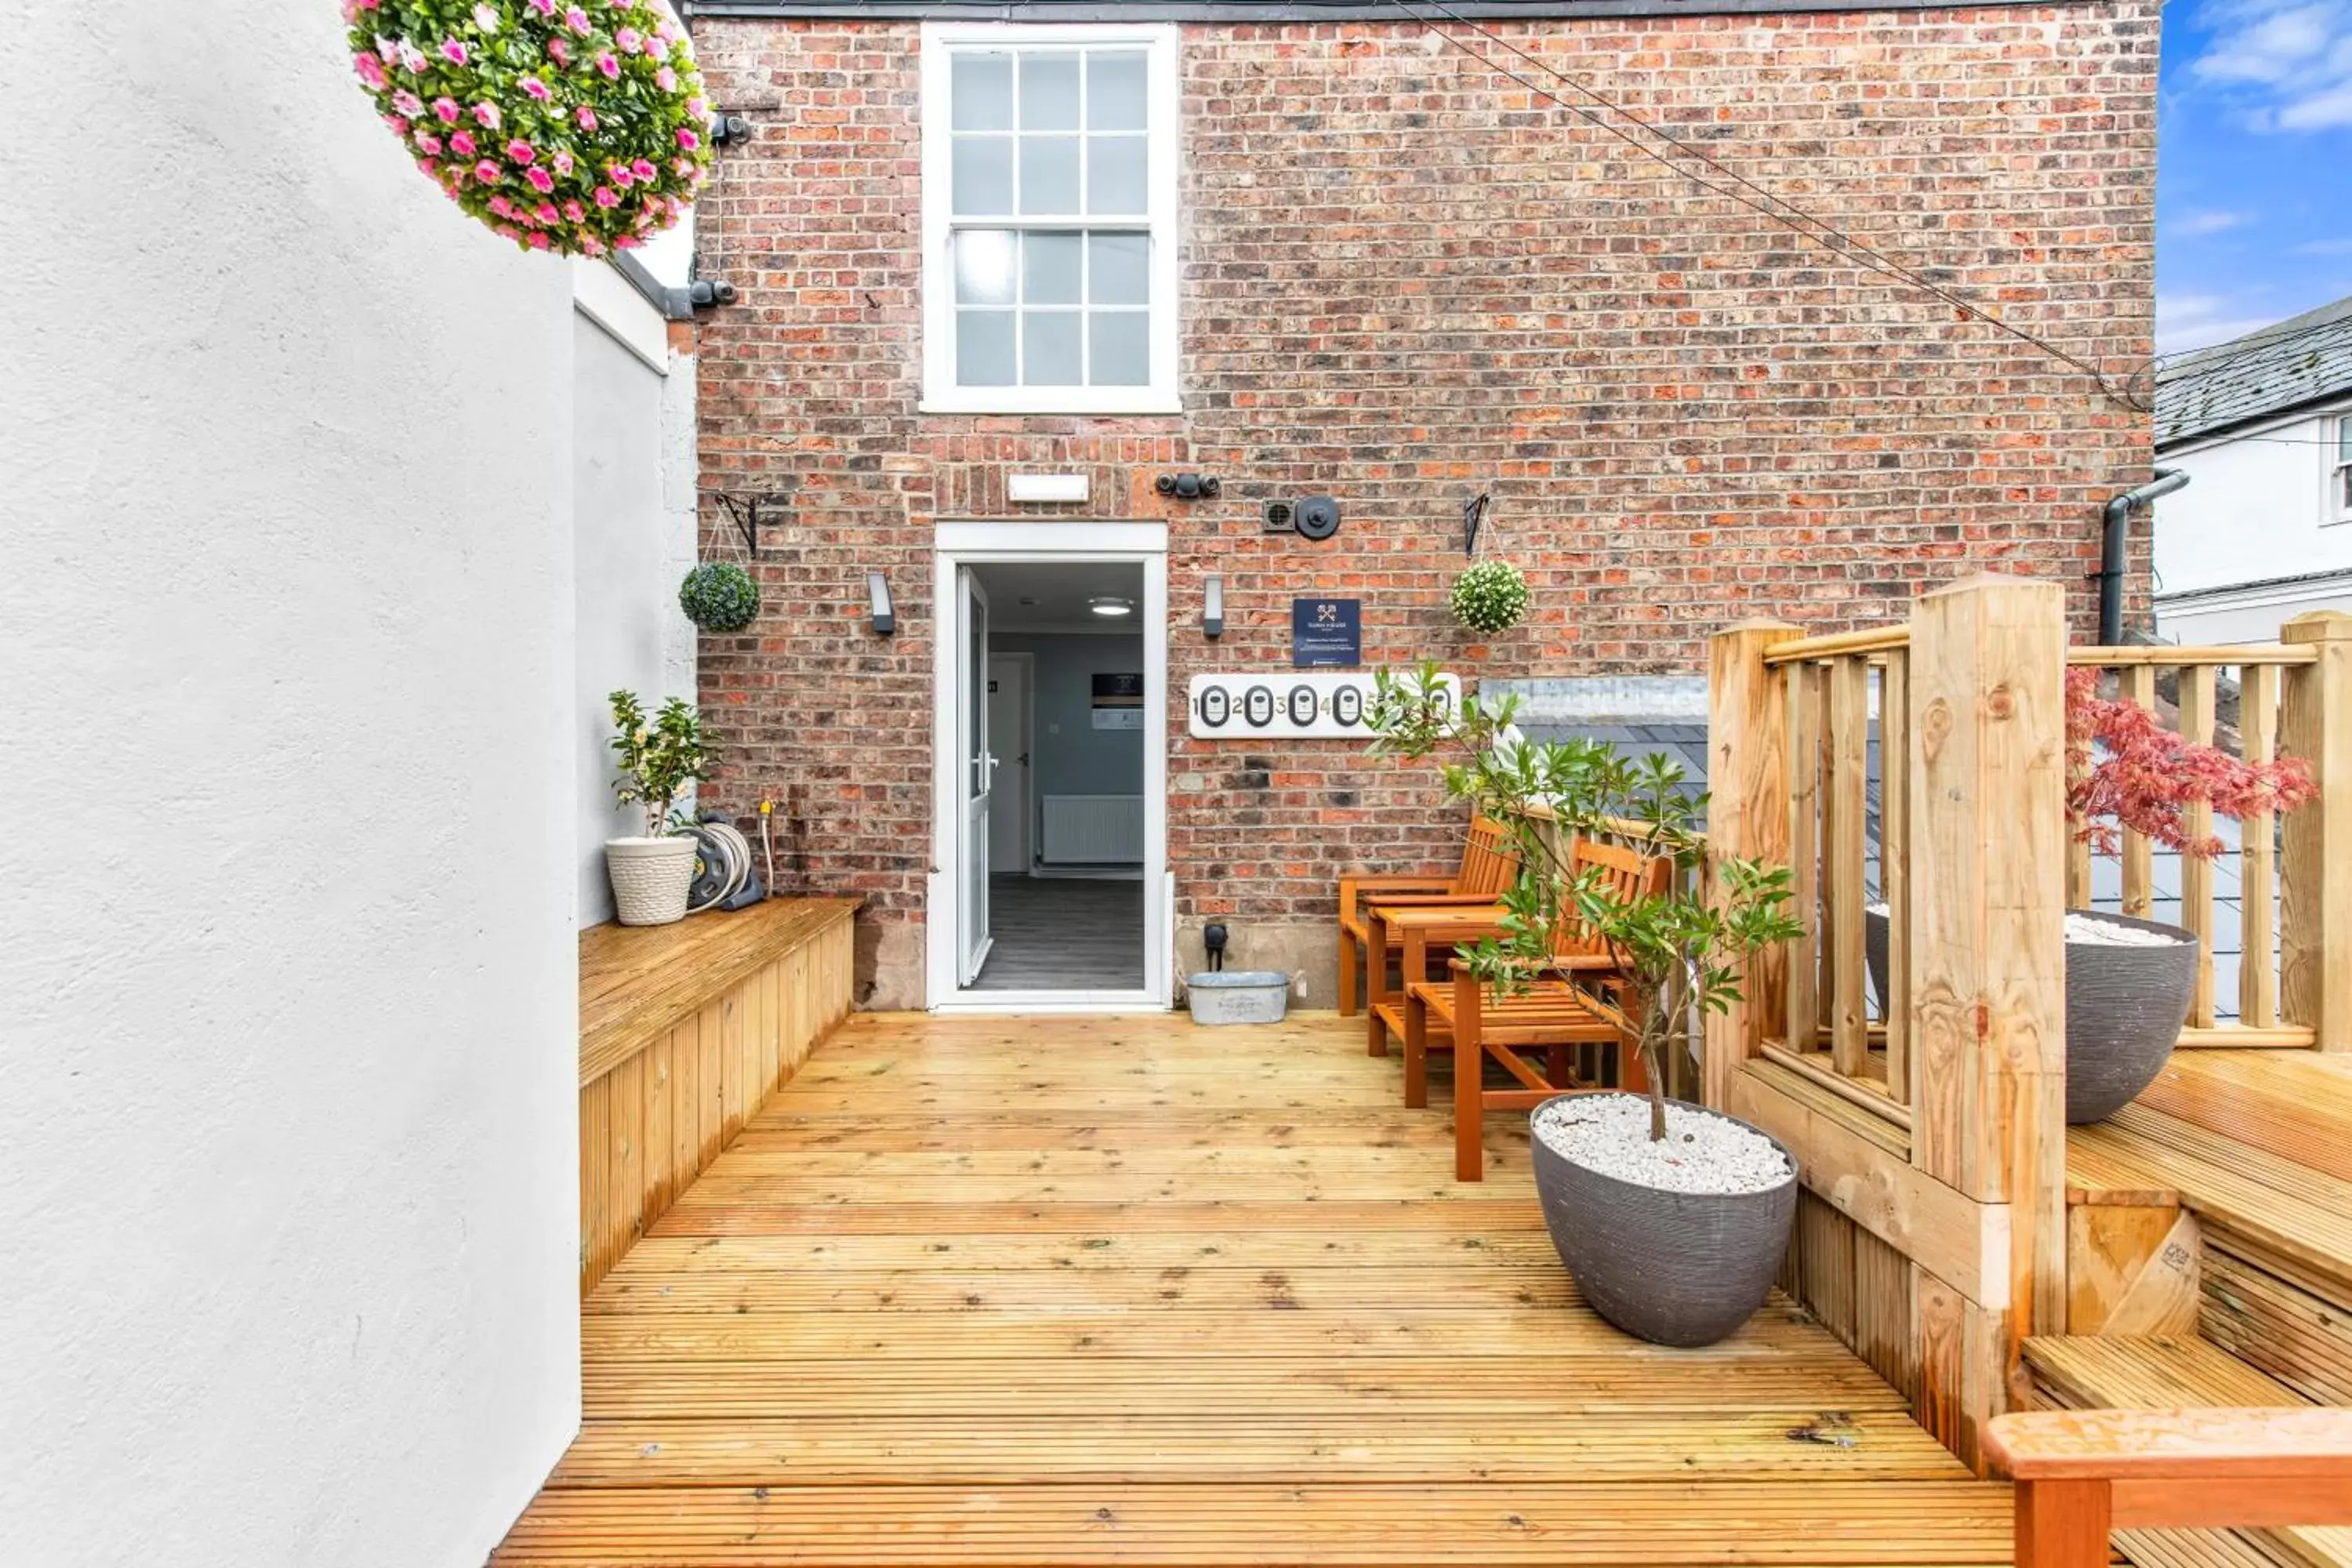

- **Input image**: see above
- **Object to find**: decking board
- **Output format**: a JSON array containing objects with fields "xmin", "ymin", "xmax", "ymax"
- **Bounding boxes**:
[{"xmin": 495, "ymin": 1011, "xmax": 2007, "ymax": 1566}]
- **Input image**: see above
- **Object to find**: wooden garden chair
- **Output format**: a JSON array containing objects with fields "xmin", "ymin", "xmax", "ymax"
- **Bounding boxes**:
[
  {"xmin": 1336, "ymin": 815, "xmax": 1520, "ymax": 1019},
  {"xmin": 1395, "ymin": 838, "xmax": 1672, "ymax": 1181}
]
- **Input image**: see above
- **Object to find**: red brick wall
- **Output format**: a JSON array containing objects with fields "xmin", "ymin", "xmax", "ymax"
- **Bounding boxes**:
[{"xmin": 688, "ymin": 7, "xmax": 2159, "ymax": 1006}]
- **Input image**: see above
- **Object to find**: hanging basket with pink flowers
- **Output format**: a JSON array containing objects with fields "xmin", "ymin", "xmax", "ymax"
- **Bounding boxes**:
[{"xmin": 345, "ymin": 0, "xmax": 714, "ymax": 257}]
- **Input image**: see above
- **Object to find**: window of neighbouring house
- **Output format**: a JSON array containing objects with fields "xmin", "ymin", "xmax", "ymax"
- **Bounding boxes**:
[
  {"xmin": 921, "ymin": 24, "xmax": 1178, "ymax": 414},
  {"xmin": 2336, "ymin": 415, "xmax": 2352, "ymax": 521}
]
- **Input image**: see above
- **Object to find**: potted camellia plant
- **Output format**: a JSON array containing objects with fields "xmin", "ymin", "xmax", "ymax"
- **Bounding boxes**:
[
  {"xmin": 1866, "ymin": 668, "xmax": 2316, "ymax": 1121},
  {"xmin": 1372, "ymin": 665, "xmax": 1804, "ymax": 1347},
  {"xmin": 604, "ymin": 689, "xmax": 713, "ymax": 926}
]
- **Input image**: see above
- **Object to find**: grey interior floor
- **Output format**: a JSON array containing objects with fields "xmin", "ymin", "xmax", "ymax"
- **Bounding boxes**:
[{"xmin": 972, "ymin": 874, "xmax": 1145, "ymax": 991}]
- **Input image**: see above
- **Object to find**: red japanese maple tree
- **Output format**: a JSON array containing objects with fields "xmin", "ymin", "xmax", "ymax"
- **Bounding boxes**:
[{"xmin": 2065, "ymin": 668, "xmax": 2318, "ymax": 859}]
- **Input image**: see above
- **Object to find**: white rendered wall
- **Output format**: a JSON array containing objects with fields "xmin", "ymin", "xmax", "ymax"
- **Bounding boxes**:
[
  {"xmin": 574, "ymin": 291, "xmax": 699, "ymax": 924},
  {"xmin": 1, "ymin": 7, "xmax": 579, "ymax": 1567},
  {"xmin": 2156, "ymin": 407, "xmax": 2351, "ymax": 606}
]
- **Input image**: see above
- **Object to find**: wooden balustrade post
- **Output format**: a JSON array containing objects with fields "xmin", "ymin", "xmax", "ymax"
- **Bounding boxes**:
[
  {"xmin": 1906, "ymin": 575, "xmax": 2069, "ymax": 1445},
  {"xmin": 2281, "ymin": 611, "xmax": 2352, "ymax": 1052},
  {"xmin": 1704, "ymin": 619, "xmax": 1801, "ymax": 1110}
]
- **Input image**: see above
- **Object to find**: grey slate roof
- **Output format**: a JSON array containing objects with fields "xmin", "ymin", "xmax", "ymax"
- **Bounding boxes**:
[{"xmin": 2155, "ymin": 293, "xmax": 2352, "ymax": 448}]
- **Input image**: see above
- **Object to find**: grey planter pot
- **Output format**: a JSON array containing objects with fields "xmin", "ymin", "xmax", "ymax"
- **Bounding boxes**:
[
  {"xmin": 1528, "ymin": 1092, "xmax": 1798, "ymax": 1348},
  {"xmin": 1864, "ymin": 906, "xmax": 2197, "ymax": 1124}
]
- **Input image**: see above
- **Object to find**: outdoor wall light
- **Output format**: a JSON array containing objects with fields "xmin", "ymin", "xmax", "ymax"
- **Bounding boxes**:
[
  {"xmin": 1154, "ymin": 473, "xmax": 1221, "ymax": 500},
  {"xmin": 1088, "ymin": 596, "xmax": 1134, "ymax": 619},
  {"xmin": 710, "ymin": 113, "xmax": 756, "ymax": 147},
  {"xmin": 867, "ymin": 571, "xmax": 895, "ymax": 635},
  {"xmin": 1203, "ymin": 574, "xmax": 1224, "ymax": 639},
  {"xmin": 688, "ymin": 278, "xmax": 739, "ymax": 309}
]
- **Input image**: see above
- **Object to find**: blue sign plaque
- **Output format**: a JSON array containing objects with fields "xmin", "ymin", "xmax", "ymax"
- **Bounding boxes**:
[{"xmin": 1290, "ymin": 597, "xmax": 1362, "ymax": 668}]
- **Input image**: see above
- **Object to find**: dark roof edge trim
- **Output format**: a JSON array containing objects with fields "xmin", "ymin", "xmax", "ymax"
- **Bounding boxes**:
[
  {"xmin": 611, "ymin": 250, "xmax": 695, "ymax": 322},
  {"xmin": 684, "ymin": 0, "xmax": 2071, "ymax": 21},
  {"xmin": 2157, "ymin": 388, "xmax": 2352, "ymax": 453}
]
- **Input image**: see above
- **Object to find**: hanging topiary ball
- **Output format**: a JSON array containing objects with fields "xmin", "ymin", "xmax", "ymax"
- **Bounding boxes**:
[
  {"xmin": 344, "ymin": 0, "xmax": 714, "ymax": 258},
  {"xmin": 1450, "ymin": 559, "xmax": 1530, "ymax": 636},
  {"xmin": 680, "ymin": 562, "xmax": 760, "ymax": 633}
]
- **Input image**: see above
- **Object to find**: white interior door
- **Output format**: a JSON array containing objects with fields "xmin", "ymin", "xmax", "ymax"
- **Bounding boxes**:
[
  {"xmin": 987, "ymin": 655, "xmax": 1029, "ymax": 876},
  {"xmin": 957, "ymin": 568, "xmax": 994, "ymax": 985}
]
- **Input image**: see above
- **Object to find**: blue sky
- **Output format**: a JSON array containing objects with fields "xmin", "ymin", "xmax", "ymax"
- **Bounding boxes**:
[{"xmin": 2158, "ymin": 0, "xmax": 2352, "ymax": 353}]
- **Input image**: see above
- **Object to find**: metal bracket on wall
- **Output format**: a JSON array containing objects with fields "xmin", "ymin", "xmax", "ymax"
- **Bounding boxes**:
[
  {"xmin": 708, "ymin": 492, "xmax": 780, "ymax": 557},
  {"xmin": 1462, "ymin": 492, "xmax": 1490, "ymax": 557}
]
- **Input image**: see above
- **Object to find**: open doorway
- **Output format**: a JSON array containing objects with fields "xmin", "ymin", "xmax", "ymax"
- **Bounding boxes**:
[{"xmin": 928, "ymin": 524, "xmax": 1169, "ymax": 1010}]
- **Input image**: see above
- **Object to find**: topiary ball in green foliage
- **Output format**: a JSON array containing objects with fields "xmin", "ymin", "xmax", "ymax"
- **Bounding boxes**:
[
  {"xmin": 680, "ymin": 562, "xmax": 760, "ymax": 633},
  {"xmin": 1450, "ymin": 559, "xmax": 1530, "ymax": 636}
]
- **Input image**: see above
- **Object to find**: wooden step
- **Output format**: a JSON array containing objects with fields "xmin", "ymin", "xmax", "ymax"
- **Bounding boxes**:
[
  {"xmin": 2068, "ymin": 1105, "xmax": 2352, "ymax": 1306},
  {"xmin": 2024, "ymin": 1336, "xmax": 2352, "ymax": 1568},
  {"xmin": 2136, "ymin": 1051, "xmax": 2352, "ymax": 1185}
]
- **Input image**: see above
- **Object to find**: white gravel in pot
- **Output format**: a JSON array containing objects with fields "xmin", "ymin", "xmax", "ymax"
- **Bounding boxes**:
[
  {"xmin": 1533, "ymin": 1093, "xmax": 1795, "ymax": 1196},
  {"xmin": 1867, "ymin": 902, "xmax": 2185, "ymax": 949}
]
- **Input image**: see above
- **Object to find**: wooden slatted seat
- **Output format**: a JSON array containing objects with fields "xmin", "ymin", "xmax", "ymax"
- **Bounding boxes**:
[
  {"xmin": 1393, "ymin": 839, "xmax": 1671, "ymax": 1181},
  {"xmin": 1336, "ymin": 816, "xmax": 1519, "ymax": 1018}
]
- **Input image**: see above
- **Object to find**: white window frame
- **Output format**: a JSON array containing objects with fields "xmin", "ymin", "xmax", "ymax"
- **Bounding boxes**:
[
  {"xmin": 919, "ymin": 21, "xmax": 1181, "ymax": 416},
  {"xmin": 2332, "ymin": 412, "xmax": 2352, "ymax": 526}
]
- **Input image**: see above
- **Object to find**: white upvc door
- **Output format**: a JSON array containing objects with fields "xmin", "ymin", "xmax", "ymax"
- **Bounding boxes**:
[{"xmin": 957, "ymin": 566, "xmax": 995, "ymax": 985}]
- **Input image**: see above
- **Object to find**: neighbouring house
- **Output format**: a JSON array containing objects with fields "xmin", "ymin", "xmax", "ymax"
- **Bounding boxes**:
[
  {"xmin": 681, "ymin": 0, "xmax": 2163, "ymax": 1010},
  {"xmin": 2152, "ymin": 295, "xmax": 2352, "ymax": 645}
]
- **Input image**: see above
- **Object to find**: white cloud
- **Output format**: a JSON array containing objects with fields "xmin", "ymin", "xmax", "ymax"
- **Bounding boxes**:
[
  {"xmin": 2156, "ymin": 292, "xmax": 2286, "ymax": 353},
  {"xmin": 2171, "ymin": 209, "xmax": 2256, "ymax": 235},
  {"xmin": 2293, "ymin": 236, "xmax": 2352, "ymax": 256},
  {"xmin": 2190, "ymin": 0, "xmax": 2352, "ymax": 131}
]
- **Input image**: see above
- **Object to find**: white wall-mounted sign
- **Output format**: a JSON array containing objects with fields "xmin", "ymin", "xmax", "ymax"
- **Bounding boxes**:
[
  {"xmin": 1007, "ymin": 473, "xmax": 1091, "ymax": 504},
  {"xmin": 1185, "ymin": 670, "xmax": 1460, "ymax": 739}
]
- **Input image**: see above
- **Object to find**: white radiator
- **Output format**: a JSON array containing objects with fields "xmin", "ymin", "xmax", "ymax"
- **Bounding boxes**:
[{"xmin": 1040, "ymin": 795, "xmax": 1145, "ymax": 865}]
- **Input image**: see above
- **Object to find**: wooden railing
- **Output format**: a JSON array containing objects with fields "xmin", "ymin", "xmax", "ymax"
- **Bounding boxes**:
[
  {"xmin": 2065, "ymin": 621, "xmax": 2352, "ymax": 1050},
  {"xmin": 1707, "ymin": 577, "xmax": 2070, "ymax": 1468}
]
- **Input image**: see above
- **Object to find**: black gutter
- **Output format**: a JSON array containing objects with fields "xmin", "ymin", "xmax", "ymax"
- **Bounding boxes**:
[
  {"xmin": 611, "ymin": 250, "xmax": 696, "ymax": 322},
  {"xmin": 2098, "ymin": 468, "xmax": 2189, "ymax": 645}
]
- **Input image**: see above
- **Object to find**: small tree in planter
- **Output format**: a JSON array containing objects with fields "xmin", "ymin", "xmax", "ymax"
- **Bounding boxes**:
[
  {"xmin": 604, "ymin": 689, "xmax": 713, "ymax": 926},
  {"xmin": 1864, "ymin": 669, "xmax": 2318, "ymax": 1120},
  {"xmin": 1370, "ymin": 662, "xmax": 1804, "ymax": 1346}
]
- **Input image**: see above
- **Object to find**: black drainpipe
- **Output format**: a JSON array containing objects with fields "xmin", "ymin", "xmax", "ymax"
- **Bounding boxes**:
[{"xmin": 2098, "ymin": 467, "xmax": 2190, "ymax": 644}]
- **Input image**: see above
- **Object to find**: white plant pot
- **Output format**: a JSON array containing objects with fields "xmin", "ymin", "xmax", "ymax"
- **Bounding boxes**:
[{"xmin": 606, "ymin": 836, "xmax": 698, "ymax": 927}]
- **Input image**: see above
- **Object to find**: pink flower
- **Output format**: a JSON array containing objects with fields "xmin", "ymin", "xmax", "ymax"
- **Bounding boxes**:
[
  {"xmin": 473, "ymin": 3, "xmax": 500, "ymax": 31},
  {"xmin": 526, "ymin": 166, "xmax": 556, "ymax": 193},
  {"xmin": 548, "ymin": 36, "xmax": 572, "ymax": 66},
  {"xmin": 450, "ymin": 130, "xmax": 477, "ymax": 156},
  {"xmin": 553, "ymin": 150, "xmax": 575, "ymax": 175},
  {"xmin": 496, "ymin": 224, "xmax": 522, "ymax": 243},
  {"xmin": 655, "ymin": 67, "xmax": 677, "ymax": 92},
  {"xmin": 381, "ymin": 113, "xmax": 409, "ymax": 135},
  {"xmin": 474, "ymin": 100, "xmax": 502, "ymax": 130},
  {"xmin": 488, "ymin": 194, "xmax": 515, "ymax": 217},
  {"xmin": 675, "ymin": 126, "xmax": 700, "ymax": 151},
  {"xmin": 615, "ymin": 234, "xmax": 642, "ymax": 249},
  {"xmin": 617, "ymin": 27, "xmax": 641, "ymax": 52},
  {"xmin": 610, "ymin": 162, "xmax": 634, "ymax": 188},
  {"xmin": 575, "ymin": 105, "xmax": 598, "ymax": 132},
  {"xmin": 566, "ymin": 7, "xmax": 591, "ymax": 35},
  {"xmin": 595, "ymin": 52, "xmax": 620, "ymax": 81},
  {"xmin": 521, "ymin": 77, "xmax": 552, "ymax": 102},
  {"xmin": 631, "ymin": 158, "xmax": 657, "ymax": 182},
  {"xmin": 593, "ymin": 186, "xmax": 619, "ymax": 208},
  {"xmin": 342, "ymin": 0, "xmax": 381, "ymax": 20},
  {"xmin": 563, "ymin": 200, "xmax": 586, "ymax": 223},
  {"xmin": 687, "ymin": 97, "xmax": 708, "ymax": 119},
  {"xmin": 419, "ymin": 158, "xmax": 440, "ymax": 176},
  {"xmin": 352, "ymin": 52, "xmax": 387, "ymax": 89},
  {"xmin": 437, "ymin": 38, "xmax": 469, "ymax": 66},
  {"xmin": 433, "ymin": 96, "xmax": 460, "ymax": 124},
  {"xmin": 399, "ymin": 42, "xmax": 427, "ymax": 72},
  {"xmin": 673, "ymin": 157, "xmax": 695, "ymax": 177},
  {"xmin": 529, "ymin": 0, "xmax": 555, "ymax": 14},
  {"xmin": 474, "ymin": 159, "xmax": 504, "ymax": 183},
  {"xmin": 390, "ymin": 89, "xmax": 424, "ymax": 118},
  {"xmin": 507, "ymin": 138, "xmax": 536, "ymax": 164},
  {"xmin": 375, "ymin": 34, "xmax": 399, "ymax": 63},
  {"xmin": 535, "ymin": 201, "xmax": 560, "ymax": 223},
  {"xmin": 581, "ymin": 236, "xmax": 606, "ymax": 256},
  {"xmin": 416, "ymin": 132, "xmax": 444, "ymax": 155},
  {"xmin": 529, "ymin": 232, "xmax": 552, "ymax": 251}
]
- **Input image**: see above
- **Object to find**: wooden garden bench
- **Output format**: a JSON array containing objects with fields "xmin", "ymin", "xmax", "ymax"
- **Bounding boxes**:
[
  {"xmin": 1986, "ymin": 1406, "xmax": 2352, "ymax": 1568},
  {"xmin": 1391, "ymin": 838, "xmax": 1670, "ymax": 1182},
  {"xmin": 1335, "ymin": 815, "xmax": 1520, "ymax": 1018}
]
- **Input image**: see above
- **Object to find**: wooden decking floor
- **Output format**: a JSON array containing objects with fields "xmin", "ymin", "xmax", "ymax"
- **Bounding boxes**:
[{"xmin": 493, "ymin": 1011, "xmax": 2009, "ymax": 1566}]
